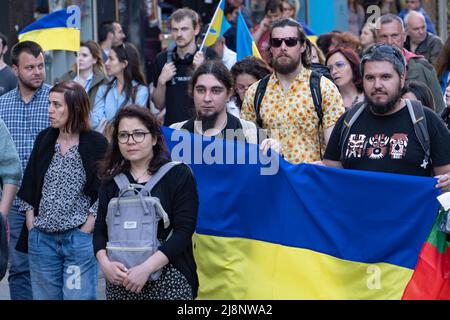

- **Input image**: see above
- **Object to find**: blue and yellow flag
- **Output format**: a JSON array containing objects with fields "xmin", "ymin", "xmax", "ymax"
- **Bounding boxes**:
[
  {"xmin": 236, "ymin": 10, "xmax": 261, "ymax": 61},
  {"xmin": 203, "ymin": 0, "xmax": 231, "ymax": 47},
  {"xmin": 162, "ymin": 127, "xmax": 440, "ymax": 299},
  {"xmin": 18, "ymin": 5, "xmax": 80, "ymax": 52}
]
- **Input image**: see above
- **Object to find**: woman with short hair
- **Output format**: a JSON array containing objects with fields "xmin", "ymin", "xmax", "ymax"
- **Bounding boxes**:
[{"xmin": 18, "ymin": 81, "xmax": 108, "ymax": 300}]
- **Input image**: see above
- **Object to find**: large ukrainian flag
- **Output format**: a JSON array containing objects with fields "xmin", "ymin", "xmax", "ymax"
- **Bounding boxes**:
[
  {"xmin": 236, "ymin": 11, "xmax": 261, "ymax": 61},
  {"xmin": 18, "ymin": 6, "xmax": 80, "ymax": 52},
  {"xmin": 163, "ymin": 128, "xmax": 441, "ymax": 299}
]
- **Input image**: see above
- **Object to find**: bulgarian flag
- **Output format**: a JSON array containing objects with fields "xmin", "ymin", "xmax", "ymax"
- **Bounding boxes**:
[{"xmin": 402, "ymin": 207, "xmax": 450, "ymax": 299}]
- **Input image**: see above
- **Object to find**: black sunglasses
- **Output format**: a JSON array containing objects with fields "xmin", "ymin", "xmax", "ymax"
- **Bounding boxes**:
[{"xmin": 270, "ymin": 37, "xmax": 300, "ymax": 48}]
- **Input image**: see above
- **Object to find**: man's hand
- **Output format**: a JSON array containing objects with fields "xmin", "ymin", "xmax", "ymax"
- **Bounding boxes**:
[
  {"xmin": 435, "ymin": 173, "xmax": 450, "ymax": 193},
  {"xmin": 260, "ymin": 138, "xmax": 282, "ymax": 156},
  {"xmin": 158, "ymin": 62, "xmax": 177, "ymax": 85},
  {"xmin": 193, "ymin": 51, "xmax": 205, "ymax": 70}
]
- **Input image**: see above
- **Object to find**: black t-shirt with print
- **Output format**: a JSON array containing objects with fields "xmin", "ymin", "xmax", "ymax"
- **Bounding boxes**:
[
  {"xmin": 324, "ymin": 105, "xmax": 450, "ymax": 177},
  {"xmin": 151, "ymin": 50, "xmax": 195, "ymax": 126}
]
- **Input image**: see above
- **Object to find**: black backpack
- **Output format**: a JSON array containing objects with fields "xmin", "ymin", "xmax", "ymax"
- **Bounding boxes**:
[
  {"xmin": 253, "ymin": 66, "xmax": 331, "ymax": 158},
  {"xmin": 339, "ymin": 99, "xmax": 431, "ymax": 169}
]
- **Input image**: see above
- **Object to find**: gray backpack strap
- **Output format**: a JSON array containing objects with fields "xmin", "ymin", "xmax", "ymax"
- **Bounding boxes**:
[
  {"xmin": 339, "ymin": 102, "xmax": 366, "ymax": 161},
  {"xmin": 405, "ymin": 99, "xmax": 431, "ymax": 168},
  {"xmin": 142, "ymin": 161, "xmax": 182, "ymax": 194},
  {"xmin": 113, "ymin": 173, "xmax": 131, "ymax": 190}
]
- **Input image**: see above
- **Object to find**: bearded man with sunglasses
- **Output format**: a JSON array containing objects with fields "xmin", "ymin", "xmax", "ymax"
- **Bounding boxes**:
[{"xmin": 241, "ymin": 18, "xmax": 345, "ymax": 164}]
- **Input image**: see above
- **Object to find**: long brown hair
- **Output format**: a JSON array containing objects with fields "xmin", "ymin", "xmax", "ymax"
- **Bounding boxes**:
[
  {"xmin": 99, "ymin": 106, "xmax": 170, "ymax": 180},
  {"xmin": 434, "ymin": 36, "xmax": 450, "ymax": 79},
  {"xmin": 104, "ymin": 42, "xmax": 147, "ymax": 108}
]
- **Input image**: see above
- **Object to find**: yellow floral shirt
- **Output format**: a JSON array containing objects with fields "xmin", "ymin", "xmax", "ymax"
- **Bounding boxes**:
[{"xmin": 241, "ymin": 68, "xmax": 345, "ymax": 164}]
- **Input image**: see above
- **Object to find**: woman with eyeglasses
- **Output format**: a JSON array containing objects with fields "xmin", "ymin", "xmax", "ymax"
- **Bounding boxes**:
[
  {"xmin": 325, "ymin": 47, "xmax": 364, "ymax": 109},
  {"xmin": 56, "ymin": 41, "xmax": 108, "ymax": 108},
  {"xmin": 94, "ymin": 106, "xmax": 199, "ymax": 300},
  {"xmin": 229, "ymin": 57, "xmax": 271, "ymax": 117},
  {"xmin": 17, "ymin": 81, "xmax": 108, "ymax": 299},
  {"xmin": 91, "ymin": 42, "xmax": 149, "ymax": 138}
]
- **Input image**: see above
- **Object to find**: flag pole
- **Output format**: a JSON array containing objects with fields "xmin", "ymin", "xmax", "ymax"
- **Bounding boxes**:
[
  {"xmin": 76, "ymin": 50, "xmax": 80, "ymax": 79},
  {"xmin": 198, "ymin": 0, "xmax": 223, "ymax": 52}
]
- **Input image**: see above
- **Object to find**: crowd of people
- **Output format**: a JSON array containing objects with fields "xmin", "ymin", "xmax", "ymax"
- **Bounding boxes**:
[{"xmin": 0, "ymin": 0, "xmax": 449, "ymax": 300}]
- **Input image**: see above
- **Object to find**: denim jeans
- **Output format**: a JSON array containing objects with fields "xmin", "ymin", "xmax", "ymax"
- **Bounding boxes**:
[
  {"xmin": 8, "ymin": 205, "xmax": 32, "ymax": 300},
  {"xmin": 28, "ymin": 227, "xmax": 98, "ymax": 300}
]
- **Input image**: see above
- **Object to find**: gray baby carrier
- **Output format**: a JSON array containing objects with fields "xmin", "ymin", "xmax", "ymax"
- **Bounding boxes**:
[{"xmin": 106, "ymin": 161, "xmax": 181, "ymax": 280}]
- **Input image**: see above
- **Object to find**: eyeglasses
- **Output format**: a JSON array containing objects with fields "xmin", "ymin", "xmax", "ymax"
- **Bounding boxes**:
[
  {"xmin": 327, "ymin": 61, "xmax": 347, "ymax": 72},
  {"xmin": 270, "ymin": 37, "xmax": 300, "ymax": 48},
  {"xmin": 118, "ymin": 131, "xmax": 151, "ymax": 144}
]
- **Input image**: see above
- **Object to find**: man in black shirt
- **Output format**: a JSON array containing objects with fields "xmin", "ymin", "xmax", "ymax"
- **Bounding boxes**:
[
  {"xmin": 151, "ymin": 8, "xmax": 205, "ymax": 126},
  {"xmin": 170, "ymin": 60, "xmax": 281, "ymax": 155},
  {"xmin": 323, "ymin": 44, "xmax": 450, "ymax": 193}
]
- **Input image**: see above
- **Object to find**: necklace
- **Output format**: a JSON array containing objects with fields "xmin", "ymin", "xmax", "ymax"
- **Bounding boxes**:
[{"xmin": 130, "ymin": 169, "xmax": 150, "ymax": 183}]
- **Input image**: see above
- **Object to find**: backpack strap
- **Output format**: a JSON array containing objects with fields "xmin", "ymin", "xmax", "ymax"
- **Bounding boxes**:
[
  {"xmin": 310, "ymin": 70, "xmax": 323, "ymax": 126},
  {"xmin": 405, "ymin": 99, "xmax": 431, "ymax": 169},
  {"xmin": 253, "ymin": 74, "xmax": 271, "ymax": 128},
  {"xmin": 310, "ymin": 70, "xmax": 324, "ymax": 159},
  {"xmin": 339, "ymin": 101, "xmax": 366, "ymax": 161},
  {"xmin": 142, "ymin": 161, "xmax": 183, "ymax": 194},
  {"xmin": 113, "ymin": 173, "xmax": 131, "ymax": 191}
]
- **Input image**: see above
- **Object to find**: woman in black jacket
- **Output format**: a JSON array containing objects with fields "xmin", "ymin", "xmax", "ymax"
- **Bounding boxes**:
[
  {"xmin": 94, "ymin": 106, "xmax": 199, "ymax": 300},
  {"xmin": 17, "ymin": 81, "xmax": 108, "ymax": 300}
]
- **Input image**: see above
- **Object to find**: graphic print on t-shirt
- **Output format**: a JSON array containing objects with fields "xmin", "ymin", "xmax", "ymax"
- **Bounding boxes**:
[
  {"xmin": 366, "ymin": 134, "xmax": 390, "ymax": 159},
  {"xmin": 346, "ymin": 134, "xmax": 366, "ymax": 158},
  {"xmin": 389, "ymin": 133, "xmax": 408, "ymax": 160},
  {"xmin": 345, "ymin": 133, "xmax": 409, "ymax": 160}
]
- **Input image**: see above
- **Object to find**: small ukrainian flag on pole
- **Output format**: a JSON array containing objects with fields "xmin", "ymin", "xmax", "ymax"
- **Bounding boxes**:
[{"xmin": 200, "ymin": 0, "xmax": 231, "ymax": 50}]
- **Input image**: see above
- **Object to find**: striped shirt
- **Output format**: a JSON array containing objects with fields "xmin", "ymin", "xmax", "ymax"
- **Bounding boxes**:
[{"xmin": 0, "ymin": 84, "xmax": 51, "ymax": 207}]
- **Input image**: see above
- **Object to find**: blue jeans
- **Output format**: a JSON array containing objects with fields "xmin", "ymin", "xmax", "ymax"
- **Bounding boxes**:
[
  {"xmin": 28, "ymin": 227, "xmax": 98, "ymax": 300},
  {"xmin": 8, "ymin": 205, "xmax": 32, "ymax": 300}
]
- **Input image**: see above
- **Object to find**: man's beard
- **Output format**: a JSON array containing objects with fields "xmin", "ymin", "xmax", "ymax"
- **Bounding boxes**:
[
  {"xmin": 365, "ymin": 85, "xmax": 402, "ymax": 115},
  {"xmin": 196, "ymin": 110, "xmax": 220, "ymax": 132},
  {"xmin": 18, "ymin": 74, "xmax": 43, "ymax": 91},
  {"xmin": 271, "ymin": 53, "xmax": 301, "ymax": 75}
]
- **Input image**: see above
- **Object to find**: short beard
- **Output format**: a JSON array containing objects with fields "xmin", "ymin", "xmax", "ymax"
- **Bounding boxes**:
[
  {"xmin": 271, "ymin": 54, "xmax": 301, "ymax": 75},
  {"xmin": 365, "ymin": 85, "xmax": 402, "ymax": 115},
  {"xmin": 18, "ymin": 74, "xmax": 43, "ymax": 91},
  {"xmin": 196, "ymin": 111, "xmax": 220, "ymax": 132}
]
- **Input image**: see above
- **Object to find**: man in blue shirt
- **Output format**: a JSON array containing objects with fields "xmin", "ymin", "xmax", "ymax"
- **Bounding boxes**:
[{"xmin": 0, "ymin": 41, "xmax": 50, "ymax": 300}]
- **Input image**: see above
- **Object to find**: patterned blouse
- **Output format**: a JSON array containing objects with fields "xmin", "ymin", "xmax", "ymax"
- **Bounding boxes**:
[
  {"xmin": 241, "ymin": 67, "xmax": 345, "ymax": 164},
  {"xmin": 22, "ymin": 144, "xmax": 97, "ymax": 232}
]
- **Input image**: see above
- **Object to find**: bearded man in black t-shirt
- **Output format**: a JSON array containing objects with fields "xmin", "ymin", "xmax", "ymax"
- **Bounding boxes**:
[{"xmin": 323, "ymin": 44, "xmax": 450, "ymax": 193}]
